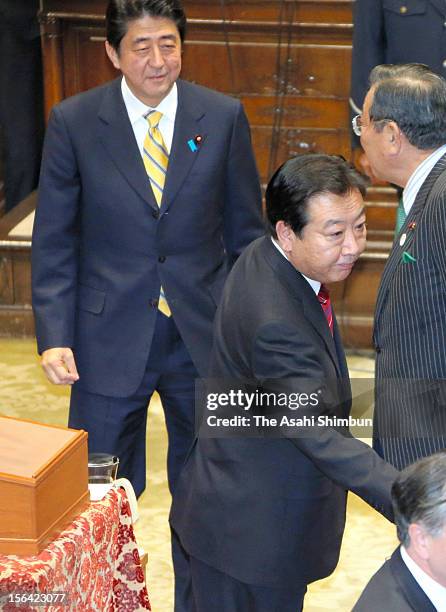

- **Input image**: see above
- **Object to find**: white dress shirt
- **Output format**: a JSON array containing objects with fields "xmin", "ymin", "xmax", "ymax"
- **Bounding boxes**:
[
  {"xmin": 400, "ymin": 545, "xmax": 446, "ymax": 611},
  {"xmin": 271, "ymin": 238, "xmax": 321, "ymax": 295},
  {"xmin": 403, "ymin": 144, "xmax": 446, "ymax": 215},
  {"xmin": 121, "ymin": 77, "xmax": 178, "ymax": 158}
]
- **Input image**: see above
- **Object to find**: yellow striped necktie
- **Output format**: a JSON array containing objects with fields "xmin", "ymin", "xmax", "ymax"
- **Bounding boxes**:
[{"xmin": 143, "ymin": 110, "xmax": 171, "ymax": 317}]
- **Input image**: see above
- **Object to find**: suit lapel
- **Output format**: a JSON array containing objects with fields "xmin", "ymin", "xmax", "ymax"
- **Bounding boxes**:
[
  {"xmin": 430, "ymin": 0, "xmax": 446, "ymax": 17},
  {"xmin": 389, "ymin": 548, "xmax": 437, "ymax": 612},
  {"xmin": 161, "ymin": 80, "xmax": 206, "ymax": 212},
  {"xmin": 97, "ymin": 79, "xmax": 158, "ymax": 212},
  {"xmin": 262, "ymin": 239, "xmax": 342, "ymax": 377},
  {"xmin": 301, "ymin": 293, "xmax": 342, "ymax": 377},
  {"xmin": 332, "ymin": 316, "xmax": 349, "ymax": 380},
  {"xmin": 374, "ymin": 154, "xmax": 446, "ymax": 327}
]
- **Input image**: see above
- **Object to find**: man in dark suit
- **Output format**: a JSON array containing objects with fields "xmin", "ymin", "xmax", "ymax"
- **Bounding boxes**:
[
  {"xmin": 31, "ymin": 0, "xmax": 263, "ymax": 498},
  {"xmin": 0, "ymin": 0, "xmax": 43, "ymax": 212},
  {"xmin": 350, "ymin": 0, "xmax": 446, "ymax": 180},
  {"xmin": 353, "ymin": 451, "xmax": 446, "ymax": 611},
  {"xmin": 170, "ymin": 154, "xmax": 398, "ymax": 611},
  {"xmin": 357, "ymin": 64, "xmax": 446, "ymax": 468}
]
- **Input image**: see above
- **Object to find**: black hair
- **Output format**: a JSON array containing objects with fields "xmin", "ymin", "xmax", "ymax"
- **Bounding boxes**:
[
  {"xmin": 106, "ymin": 0, "xmax": 186, "ymax": 51},
  {"xmin": 265, "ymin": 153, "xmax": 367, "ymax": 239}
]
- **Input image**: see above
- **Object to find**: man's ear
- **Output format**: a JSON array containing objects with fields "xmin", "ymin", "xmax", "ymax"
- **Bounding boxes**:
[
  {"xmin": 105, "ymin": 41, "xmax": 121, "ymax": 71},
  {"xmin": 408, "ymin": 523, "xmax": 430, "ymax": 561},
  {"xmin": 384, "ymin": 121, "xmax": 402, "ymax": 153},
  {"xmin": 276, "ymin": 221, "xmax": 296, "ymax": 253}
]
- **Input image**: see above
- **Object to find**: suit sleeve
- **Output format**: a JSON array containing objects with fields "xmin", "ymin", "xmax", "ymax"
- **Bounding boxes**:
[
  {"xmin": 222, "ymin": 102, "xmax": 264, "ymax": 268},
  {"xmin": 350, "ymin": 0, "xmax": 386, "ymax": 146},
  {"xmin": 252, "ymin": 321, "xmax": 397, "ymax": 522},
  {"xmin": 31, "ymin": 106, "xmax": 81, "ymax": 353}
]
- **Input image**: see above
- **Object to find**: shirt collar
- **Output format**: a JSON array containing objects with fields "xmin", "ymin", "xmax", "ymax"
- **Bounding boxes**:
[
  {"xmin": 403, "ymin": 144, "xmax": 446, "ymax": 214},
  {"xmin": 400, "ymin": 545, "xmax": 446, "ymax": 611},
  {"xmin": 271, "ymin": 238, "xmax": 321, "ymax": 295},
  {"xmin": 121, "ymin": 77, "xmax": 178, "ymax": 125}
]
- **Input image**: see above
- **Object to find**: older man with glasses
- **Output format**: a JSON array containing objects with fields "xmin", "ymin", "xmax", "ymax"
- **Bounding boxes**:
[{"xmin": 357, "ymin": 63, "xmax": 446, "ymax": 471}]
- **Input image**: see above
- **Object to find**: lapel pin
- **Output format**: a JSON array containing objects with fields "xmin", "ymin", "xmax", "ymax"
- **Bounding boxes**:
[
  {"xmin": 408, "ymin": 221, "xmax": 416, "ymax": 230},
  {"xmin": 187, "ymin": 134, "xmax": 203, "ymax": 153},
  {"xmin": 400, "ymin": 233, "xmax": 407, "ymax": 247}
]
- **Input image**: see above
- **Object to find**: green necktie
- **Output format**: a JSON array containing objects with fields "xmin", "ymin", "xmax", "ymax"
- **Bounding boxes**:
[{"xmin": 395, "ymin": 197, "xmax": 406, "ymax": 236}]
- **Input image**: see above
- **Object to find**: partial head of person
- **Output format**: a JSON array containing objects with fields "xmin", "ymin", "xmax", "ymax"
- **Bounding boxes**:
[
  {"xmin": 357, "ymin": 63, "xmax": 446, "ymax": 186},
  {"xmin": 105, "ymin": 0, "xmax": 186, "ymax": 107},
  {"xmin": 265, "ymin": 153, "xmax": 367, "ymax": 285},
  {"xmin": 392, "ymin": 451, "xmax": 446, "ymax": 587}
]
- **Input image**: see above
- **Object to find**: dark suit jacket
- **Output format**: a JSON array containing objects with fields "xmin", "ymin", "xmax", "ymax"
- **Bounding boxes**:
[
  {"xmin": 31, "ymin": 78, "xmax": 263, "ymax": 397},
  {"xmin": 0, "ymin": 0, "xmax": 42, "ymax": 212},
  {"xmin": 0, "ymin": 0, "xmax": 40, "ymax": 38},
  {"xmin": 171, "ymin": 236, "xmax": 397, "ymax": 588},
  {"xmin": 373, "ymin": 155, "xmax": 446, "ymax": 468},
  {"xmin": 353, "ymin": 548, "xmax": 437, "ymax": 611},
  {"xmin": 350, "ymin": 0, "xmax": 446, "ymax": 145}
]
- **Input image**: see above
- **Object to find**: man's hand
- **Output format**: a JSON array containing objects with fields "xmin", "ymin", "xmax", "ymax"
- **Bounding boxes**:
[{"xmin": 41, "ymin": 347, "xmax": 79, "ymax": 385}]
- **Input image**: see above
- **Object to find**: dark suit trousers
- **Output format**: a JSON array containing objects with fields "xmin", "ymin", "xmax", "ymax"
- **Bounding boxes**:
[
  {"xmin": 69, "ymin": 311, "xmax": 198, "ymax": 497},
  {"xmin": 173, "ymin": 531, "xmax": 306, "ymax": 612}
]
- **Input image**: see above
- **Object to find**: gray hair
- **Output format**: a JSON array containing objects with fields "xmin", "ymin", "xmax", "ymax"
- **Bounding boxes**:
[
  {"xmin": 392, "ymin": 451, "xmax": 446, "ymax": 548},
  {"xmin": 368, "ymin": 63, "xmax": 446, "ymax": 150}
]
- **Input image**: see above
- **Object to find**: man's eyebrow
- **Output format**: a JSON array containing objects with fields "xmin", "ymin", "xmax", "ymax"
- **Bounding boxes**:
[
  {"xmin": 322, "ymin": 207, "xmax": 366, "ymax": 228},
  {"xmin": 133, "ymin": 34, "xmax": 177, "ymax": 44},
  {"xmin": 323, "ymin": 218, "xmax": 344, "ymax": 228}
]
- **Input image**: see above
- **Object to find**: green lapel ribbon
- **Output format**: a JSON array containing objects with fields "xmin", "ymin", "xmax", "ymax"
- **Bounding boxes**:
[{"xmin": 402, "ymin": 251, "xmax": 416, "ymax": 263}]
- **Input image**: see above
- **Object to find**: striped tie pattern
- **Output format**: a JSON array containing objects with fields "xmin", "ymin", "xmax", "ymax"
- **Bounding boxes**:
[
  {"xmin": 395, "ymin": 197, "xmax": 406, "ymax": 236},
  {"xmin": 317, "ymin": 285, "xmax": 333, "ymax": 336},
  {"xmin": 143, "ymin": 111, "xmax": 171, "ymax": 317}
]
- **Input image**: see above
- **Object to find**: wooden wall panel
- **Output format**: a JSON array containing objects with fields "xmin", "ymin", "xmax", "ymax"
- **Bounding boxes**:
[
  {"xmin": 0, "ymin": 194, "xmax": 35, "ymax": 336},
  {"xmin": 0, "ymin": 129, "xmax": 4, "ymax": 215},
  {"xmin": 252, "ymin": 127, "xmax": 350, "ymax": 178},
  {"xmin": 0, "ymin": 255, "xmax": 14, "ymax": 305},
  {"xmin": 181, "ymin": 43, "xmax": 351, "ymax": 97},
  {"xmin": 183, "ymin": 0, "xmax": 352, "ymax": 23},
  {"xmin": 243, "ymin": 96, "xmax": 347, "ymax": 128},
  {"xmin": 63, "ymin": 26, "xmax": 117, "ymax": 97}
]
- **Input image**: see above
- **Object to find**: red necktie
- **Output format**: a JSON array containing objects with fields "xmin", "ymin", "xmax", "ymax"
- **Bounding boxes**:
[{"xmin": 317, "ymin": 285, "xmax": 333, "ymax": 336}]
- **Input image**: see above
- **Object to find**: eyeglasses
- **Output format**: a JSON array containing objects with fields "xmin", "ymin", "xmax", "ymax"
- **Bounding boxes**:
[
  {"xmin": 352, "ymin": 114, "xmax": 392, "ymax": 137},
  {"xmin": 352, "ymin": 114, "xmax": 363, "ymax": 137}
]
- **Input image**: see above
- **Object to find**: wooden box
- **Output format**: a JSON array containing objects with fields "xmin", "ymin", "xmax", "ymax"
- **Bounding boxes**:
[{"xmin": 0, "ymin": 415, "xmax": 89, "ymax": 555}]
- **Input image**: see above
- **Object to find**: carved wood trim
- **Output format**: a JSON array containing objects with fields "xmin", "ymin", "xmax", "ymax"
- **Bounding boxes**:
[
  {"xmin": 39, "ymin": 14, "xmax": 65, "ymax": 120},
  {"xmin": 39, "ymin": 12, "xmax": 104, "ymax": 22}
]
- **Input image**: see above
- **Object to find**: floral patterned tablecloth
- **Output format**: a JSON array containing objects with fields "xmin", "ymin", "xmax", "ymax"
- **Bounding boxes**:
[{"xmin": 0, "ymin": 488, "xmax": 151, "ymax": 611}]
